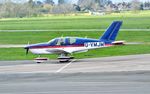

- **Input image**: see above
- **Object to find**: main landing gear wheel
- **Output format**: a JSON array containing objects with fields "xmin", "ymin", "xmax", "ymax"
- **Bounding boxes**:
[
  {"xmin": 58, "ymin": 53, "xmax": 74, "ymax": 63},
  {"xmin": 58, "ymin": 56, "xmax": 74, "ymax": 63}
]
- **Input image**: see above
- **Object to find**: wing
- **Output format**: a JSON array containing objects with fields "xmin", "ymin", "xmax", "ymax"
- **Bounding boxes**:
[{"xmin": 46, "ymin": 48, "xmax": 70, "ymax": 54}]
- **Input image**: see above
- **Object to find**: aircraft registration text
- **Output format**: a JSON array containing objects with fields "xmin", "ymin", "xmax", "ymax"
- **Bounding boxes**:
[{"xmin": 84, "ymin": 42, "xmax": 105, "ymax": 48}]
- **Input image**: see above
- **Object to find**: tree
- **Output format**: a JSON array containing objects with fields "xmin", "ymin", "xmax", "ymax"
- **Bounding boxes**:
[
  {"xmin": 77, "ymin": 0, "xmax": 101, "ymax": 11},
  {"xmin": 51, "ymin": 3, "xmax": 76, "ymax": 14},
  {"xmin": 36, "ymin": 1, "xmax": 43, "ymax": 5},
  {"xmin": 28, "ymin": 0, "xmax": 33, "ymax": 4},
  {"xmin": 58, "ymin": 0, "xmax": 65, "ymax": 5},
  {"xmin": 95, "ymin": 0, "xmax": 101, "ymax": 5},
  {"xmin": 131, "ymin": 0, "xmax": 141, "ymax": 12},
  {"xmin": 73, "ymin": 4, "xmax": 81, "ymax": 11},
  {"xmin": 45, "ymin": 0, "xmax": 54, "ymax": 5},
  {"xmin": 28, "ymin": 0, "xmax": 34, "ymax": 8}
]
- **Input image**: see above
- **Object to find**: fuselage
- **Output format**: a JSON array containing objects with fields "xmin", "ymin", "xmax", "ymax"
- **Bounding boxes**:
[{"xmin": 25, "ymin": 37, "xmax": 112, "ymax": 55}]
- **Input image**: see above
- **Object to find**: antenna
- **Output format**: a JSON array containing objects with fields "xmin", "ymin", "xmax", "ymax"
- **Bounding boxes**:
[
  {"xmin": 28, "ymin": 41, "xmax": 30, "ymax": 45},
  {"xmin": 61, "ymin": 35, "xmax": 64, "ymax": 38}
]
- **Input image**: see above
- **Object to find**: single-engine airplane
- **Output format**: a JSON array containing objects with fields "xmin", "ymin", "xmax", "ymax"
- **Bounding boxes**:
[{"xmin": 25, "ymin": 21, "xmax": 124, "ymax": 63}]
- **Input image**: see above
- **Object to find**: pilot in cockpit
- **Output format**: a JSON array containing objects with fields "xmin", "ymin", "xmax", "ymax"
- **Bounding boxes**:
[
  {"xmin": 56, "ymin": 38, "xmax": 65, "ymax": 46},
  {"xmin": 60, "ymin": 38, "xmax": 64, "ymax": 45}
]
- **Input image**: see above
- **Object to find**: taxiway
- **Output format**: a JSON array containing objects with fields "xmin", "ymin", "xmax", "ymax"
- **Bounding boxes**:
[{"xmin": 0, "ymin": 54, "xmax": 150, "ymax": 94}]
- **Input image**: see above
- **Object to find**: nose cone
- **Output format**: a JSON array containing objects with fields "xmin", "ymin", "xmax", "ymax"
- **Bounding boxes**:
[
  {"xmin": 24, "ymin": 46, "xmax": 30, "ymax": 49},
  {"xmin": 24, "ymin": 43, "xmax": 49, "ymax": 55},
  {"xmin": 24, "ymin": 43, "xmax": 49, "ymax": 49}
]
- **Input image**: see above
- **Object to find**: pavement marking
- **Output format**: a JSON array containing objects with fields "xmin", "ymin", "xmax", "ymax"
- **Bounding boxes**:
[
  {"xmin": 0, "ymin": 71, "xmax": 53, "ymax": 74},
  {"xmin": 56, "ymin": 60, "xmax": 76, "ymax": 73}
]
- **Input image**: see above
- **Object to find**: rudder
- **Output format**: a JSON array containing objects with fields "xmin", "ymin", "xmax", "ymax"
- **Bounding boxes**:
[{"xmin": 100, "ymin": 21, "xmax": 123, "ymax": 42}]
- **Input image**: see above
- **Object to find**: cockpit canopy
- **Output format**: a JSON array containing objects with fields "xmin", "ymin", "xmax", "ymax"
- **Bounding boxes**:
[{"xmin": 48, "ymin": 37, "xmax": 77, "ymax": 46}]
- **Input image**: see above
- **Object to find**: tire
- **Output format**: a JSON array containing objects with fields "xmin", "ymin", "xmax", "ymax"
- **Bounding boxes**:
[
  {"xmin": 37, "ymin": 62, "xmax": 41, "ymax": 63},
  {"xmin": 59, "ymin": 59, "xmax": 70, "ymax": 63}
]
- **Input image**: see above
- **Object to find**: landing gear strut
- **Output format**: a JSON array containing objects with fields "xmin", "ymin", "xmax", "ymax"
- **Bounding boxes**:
[{"xmin": 58, "ymin": 53, "xmax": 74, "ymax": 62}]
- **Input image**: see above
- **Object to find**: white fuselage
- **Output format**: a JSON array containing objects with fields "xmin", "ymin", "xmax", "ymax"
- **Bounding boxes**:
[{"xmin": 29, "ymin": 42, "xmax": 111, "ymax": 55}]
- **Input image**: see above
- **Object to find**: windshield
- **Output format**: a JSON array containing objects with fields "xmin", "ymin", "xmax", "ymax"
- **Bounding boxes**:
[
  {"xmin": 48, "ymin": 39, "xmax": 57, "ymax": 44},
  {"xmin": 47, "ymin": 37, "xmax": 77, "ymax": 45},
  {"xmin": 48, "ymin": 38, "xmax": 65, "ymax": 45}
]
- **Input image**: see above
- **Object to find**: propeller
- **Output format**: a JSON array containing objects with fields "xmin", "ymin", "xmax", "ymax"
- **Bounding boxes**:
[
  {"xmin": 26, "ymin": 48, "xmax": 29, "ymax": 55},
  {"xmin": 25, "ymin": 41, "xmax": 30, "ymax": 55}
]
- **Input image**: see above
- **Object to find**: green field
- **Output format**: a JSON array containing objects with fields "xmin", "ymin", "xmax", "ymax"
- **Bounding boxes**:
[
  {"xmin": 0, "ymin": 31, "xmax": 150, "ymax": 44},
  {"xmin": 0, "ymin": 31, "xmax": 150, "ymax": 60},
  {"xmin": 0, "ymin": 17, "xmax": 150, "ymax": 30},
  {"xmin": 0, "ymin": 11, "xmax": 150, "ymax": 60},
  {"xmin": 0, "ymin": 44, "xmax": 150, "ymax": 60},
  {"xmin": 0, "ymin": 11, "xmax": 150, "ymax": 30}
]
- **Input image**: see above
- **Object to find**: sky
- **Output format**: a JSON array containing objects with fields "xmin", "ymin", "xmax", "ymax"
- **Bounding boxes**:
[
  {"xmin": 112, "ymin": 0, "xmax": 150, "ymax": 3},
  {"xmin": 50, "ymin": 0, "xmax": 150, "ymax": 4},
  {"xmin": 1, "ymin": 0, "xmax": 148, "ymax": 4}
]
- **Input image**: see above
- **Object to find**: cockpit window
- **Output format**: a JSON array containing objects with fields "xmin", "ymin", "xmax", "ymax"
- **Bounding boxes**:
[
  {"xmin": 48, "ymin": 39, "xmax": 56, "ymax": 45},
  {"xmin": 56, "ymin": 38, "xmax": 65, "ymax": 45},
  {"xmin": 48, "ymin": 37, "xmax": 76, "ymax": 45},
  {"xmin": 69, "ymin": 37, "xmax": 76, "ymax": 44}
]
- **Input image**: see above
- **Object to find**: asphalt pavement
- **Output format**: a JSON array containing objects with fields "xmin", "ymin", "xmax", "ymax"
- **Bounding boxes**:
[{"xmin": 0, "ymin": 54, "xmax": 150, "ymax": 94}]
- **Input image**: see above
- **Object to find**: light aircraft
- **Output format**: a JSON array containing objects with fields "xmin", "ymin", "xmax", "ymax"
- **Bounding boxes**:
[{"xmin": 25, "ymin": 21, "xmax": 124, "ymax": 63}]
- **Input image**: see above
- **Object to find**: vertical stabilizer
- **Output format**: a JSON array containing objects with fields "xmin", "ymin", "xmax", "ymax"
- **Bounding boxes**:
[{"xmin": 100, "ymin": 21, "xmax": 122, "ymax": 42}]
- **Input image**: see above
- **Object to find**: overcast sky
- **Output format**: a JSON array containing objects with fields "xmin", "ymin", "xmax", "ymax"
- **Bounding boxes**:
[
  {"xmin": 1, "ymin": 0, "xmax": 149, "ymax": 4},
  {"xmin": 50, "ymin": 0, "xmax": 150, "ymax": 4},
  {"xmin": 112, "ymin": 0, "xmax": 150, "ymax": 3}
]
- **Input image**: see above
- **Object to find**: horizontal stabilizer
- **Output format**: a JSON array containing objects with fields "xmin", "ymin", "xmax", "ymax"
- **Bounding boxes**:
[{"xmin": 112, "ymin": 41, "xmax": 125, "ymax": 45}]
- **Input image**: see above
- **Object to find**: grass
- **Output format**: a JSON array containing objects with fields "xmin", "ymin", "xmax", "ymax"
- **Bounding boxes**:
[
  {"xmin": 0, "ymin": 11, "xmax": 150, "ymax": 30},
  {"xmin": 0, "ymin": 11, "xmax": 150, "ymax": 60},
  {"xmin": 0, "ymin": 17, "xmax": 149, "ymax": 30},
  {"xmin": 0, "ymin": 44, "xmax": 149, "ymax": 60},
  {"xmin": 75, "ymin": 44, "xmax": 150, "ymax": 58},
  {"xmin": 0, "ymin": 31, "xmax": 150, "ymax": 60},
  {"xmin": 0, "ymin": 31, "xmax": 150, "ymax": 44}
]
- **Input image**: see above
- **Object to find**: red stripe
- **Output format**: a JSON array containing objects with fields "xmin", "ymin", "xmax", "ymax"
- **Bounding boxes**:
[
  {"xmin": 30, "ymin": 44, "xmax": 84, "ymax": 49},
  {"xmin": 30, "ymin": 44, "xmax": 112, "ymax": 49},
  {"xmin": 105, "ymin": 44, "xmax": 113, "ymax": 46}
]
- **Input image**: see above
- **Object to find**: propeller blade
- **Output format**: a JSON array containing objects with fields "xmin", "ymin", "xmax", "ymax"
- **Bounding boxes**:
[
  {"xmin": 26, "ymin": 48, "xmax": 29, "ymax": 55},
  {"xmin": 28, "ymin": 41, "xmax": 30, "ymax": 45},
  {"xmin": 25, "ymin": 41, "xmax": 30, "ymax": 55}
]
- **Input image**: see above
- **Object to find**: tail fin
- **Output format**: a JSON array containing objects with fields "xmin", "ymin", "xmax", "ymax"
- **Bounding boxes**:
[{"xmin": 100, "ymin": 21, "xmax": 122, "ymax": 42}]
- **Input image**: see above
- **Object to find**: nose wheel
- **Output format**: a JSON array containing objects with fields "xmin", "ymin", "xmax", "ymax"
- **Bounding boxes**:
[{"xmin": 34, "ymin": 55, "xmax": 48, "ymax": 63}]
